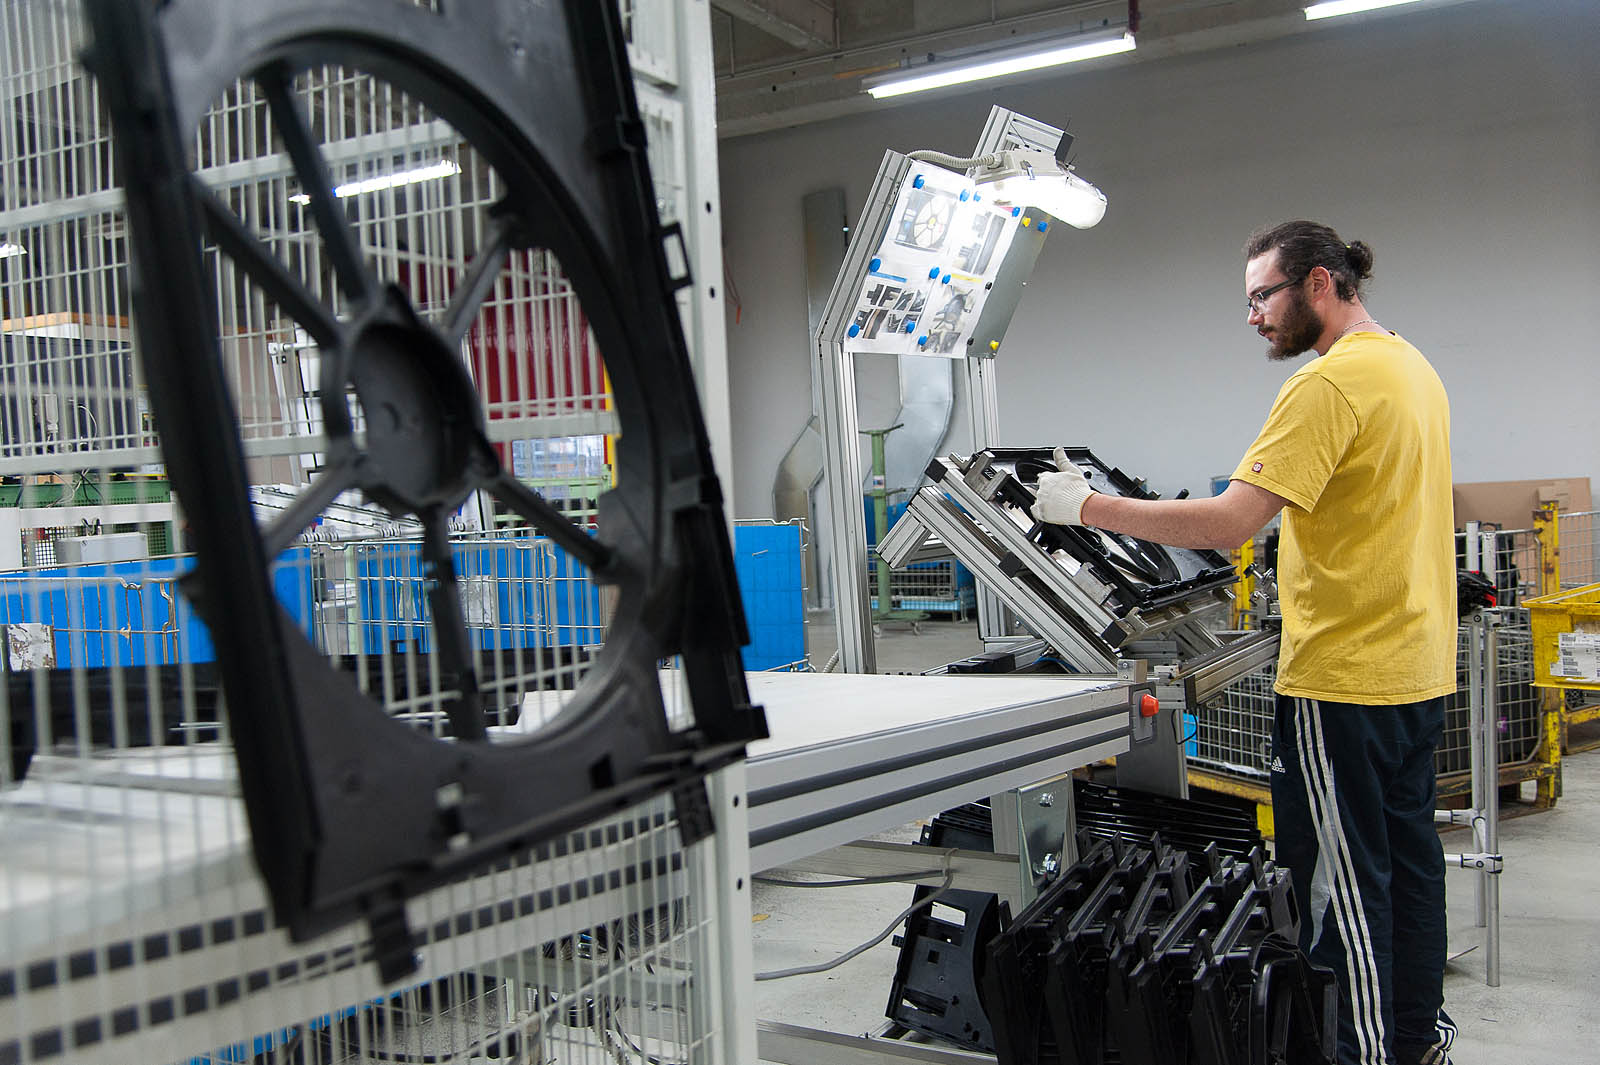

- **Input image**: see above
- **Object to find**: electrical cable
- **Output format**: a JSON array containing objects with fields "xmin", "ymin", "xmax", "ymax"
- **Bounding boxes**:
[
  {"xmin": 755, "ymin": 851, "xmax": 956, "ymax": 982},
  {"xmin": 905, "ymin": 149, "xmax": 1002, "ymax": 170},
  {"xmin": 753, "ymin": 868, "xmax": 944, "ymax": 888},
  {"xmin": 609, "ymin": 1018, "xmax": 685, "ymax": 1065},
  {"xmin": 1171, "ymin": 706, "xmax": 1197, "ymax": 746}
]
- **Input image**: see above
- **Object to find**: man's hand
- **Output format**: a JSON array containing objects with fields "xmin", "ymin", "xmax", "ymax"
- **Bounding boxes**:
[{"xmin": 1033, "ymin": 447, "xmax": 1097, "ymax": 525}]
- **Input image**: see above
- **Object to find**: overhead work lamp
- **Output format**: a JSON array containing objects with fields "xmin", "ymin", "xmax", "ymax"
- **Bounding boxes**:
[
  {"xmin": 970, "ymin": 146, "xmax": 1108, "ymax": 229},
  {"xmin": 905, "ymin": 132, "xmax": 1109, "ymax": 230}
]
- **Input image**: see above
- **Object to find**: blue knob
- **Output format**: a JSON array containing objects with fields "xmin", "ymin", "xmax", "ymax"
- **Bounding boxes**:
[
  {"xmin": 847, "ymin": 323, "xmax": 861, "ymax": 338},
  {"xmin": 912, "ymin": 175, "xmax": 925, "ymax": 189},
  {"xmin": 958, "ymin": 189, "xmax": 970, "ymax": 202},
  {"xmin": 973, "ymin": 193, "xmax": 982, "ymax": 202},
  {"xmin": 928, "ymin": 266, "xmax": 940, "ymax": 279},
  {"xmin": 1038, "ymin": 220, "xmax": 1050, "ymax": 232},
  {"xmin": 941, "ymin": 273, "xmax": 951, "ymax": 284},
  {"xmin": 1011, "ymin": 206, "xmax": 1021, "ymax": 217},
  {"xmin": 917, "ymin": 335, "xmax": 928, "ymax": 346},
  {"xmin": 869, "ymin": 257, "xmax": 881, "ymax": 272},
  {"xmin": 904, "ymin": 320, "xmax": 916, "ymax": 333}
]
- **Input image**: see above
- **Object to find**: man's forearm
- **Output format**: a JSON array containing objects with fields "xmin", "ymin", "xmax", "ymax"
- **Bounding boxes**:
[
  {"xmin": 1078, "ymin": 487, "xmax": 1276, "ymax": 551},
  {"xmin": 1078, "ymin": 493, "xmax": 1232, "ymax": 549}
]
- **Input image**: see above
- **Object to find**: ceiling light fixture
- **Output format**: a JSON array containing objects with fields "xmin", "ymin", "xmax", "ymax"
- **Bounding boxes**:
[
  {"xmin": 1305, "ymin": 0, "xmax": 1428, "ymax": 19},
  {"xmin": 866, "ymin": 31, "xmax": 1135, "ymax": 100},
  {"xmin": 0, "ymin": 242, "xmax": 26, "ymax": 259},
  {"xmin": 290, "ymin": 159, "xmax": 461, "ymax": 206}
]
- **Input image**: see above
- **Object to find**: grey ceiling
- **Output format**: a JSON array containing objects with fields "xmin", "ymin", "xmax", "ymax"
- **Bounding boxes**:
[{"xmin": 709, "ymin": 0, "xmax": 1476, "ymax": 137}]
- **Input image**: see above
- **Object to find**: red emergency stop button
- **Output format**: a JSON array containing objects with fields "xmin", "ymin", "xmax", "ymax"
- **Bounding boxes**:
[{"xmin": 1140, "ymin": 694, "xmax": 1160, "ymax": 717}]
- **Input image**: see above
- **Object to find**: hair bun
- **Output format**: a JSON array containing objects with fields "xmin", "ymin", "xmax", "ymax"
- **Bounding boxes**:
[{"xmin": 1345, "ymin": 240, "xmax": 1375, "ymax": 278}]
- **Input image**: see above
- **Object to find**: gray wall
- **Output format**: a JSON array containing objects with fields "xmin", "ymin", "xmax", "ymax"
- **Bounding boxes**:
[{"xmin": 717, "ymin": 0, "xmax": 1599, "ymax": 518}]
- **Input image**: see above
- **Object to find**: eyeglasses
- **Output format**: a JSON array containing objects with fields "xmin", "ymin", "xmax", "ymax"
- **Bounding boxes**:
[{"xmin": 1246, "ymin": 273, "xmax": 1305, "ymax": 314}]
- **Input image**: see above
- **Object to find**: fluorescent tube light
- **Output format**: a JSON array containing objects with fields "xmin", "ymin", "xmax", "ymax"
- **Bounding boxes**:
[
  {"xmin": 290, "ymin": 159, "xmax": 461, "ymax": 206},
  {"xmin": 1306, "ymin": 0, "xmax": 1427, "ymax": 19},
  {"xmin": 867, "ymin": 32, "xmax": 1135, "ymax": 100},
  {"xmin": 0, "ymin": 242, "xmax": 25, "ymax": 259}
]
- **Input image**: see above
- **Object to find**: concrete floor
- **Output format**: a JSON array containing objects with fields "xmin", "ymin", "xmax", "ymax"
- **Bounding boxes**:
[{"xmin": 753, "ymin": 617, "xmax": 1600, "ymax": 1063}]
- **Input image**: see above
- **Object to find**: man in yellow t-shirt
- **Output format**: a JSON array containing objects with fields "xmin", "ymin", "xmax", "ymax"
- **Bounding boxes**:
[{"xmin": 1035, "ymin": 221, "xmax": 1456, "ymax": 1065}]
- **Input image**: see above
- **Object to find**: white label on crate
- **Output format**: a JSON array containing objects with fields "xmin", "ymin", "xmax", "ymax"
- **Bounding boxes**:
[{"xmin": 1554, "ymin": 631, "xmax": 1600, "ymax": 681}]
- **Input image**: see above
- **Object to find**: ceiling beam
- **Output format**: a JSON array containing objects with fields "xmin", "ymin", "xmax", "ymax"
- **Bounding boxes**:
[{"xmin": 713, "ymin": 0, "xmax": 836, "ymax": 51}]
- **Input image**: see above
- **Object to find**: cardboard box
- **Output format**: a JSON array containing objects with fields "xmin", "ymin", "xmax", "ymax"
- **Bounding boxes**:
[{"xmin": 1452, "ymin": 477, "xmax": 1592, "ymax": 532}]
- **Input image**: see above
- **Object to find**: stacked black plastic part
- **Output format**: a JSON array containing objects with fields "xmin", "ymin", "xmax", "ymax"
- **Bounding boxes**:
[
  {"xmin": 984, "ymin": 833, "xmax": 1338, "ymax": 1065},
  {"xmin": 885, "ymin": 803, "xmax": 1001, "ymax": 1051}
]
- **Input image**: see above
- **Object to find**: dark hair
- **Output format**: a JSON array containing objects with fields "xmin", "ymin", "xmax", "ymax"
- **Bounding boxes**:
[{"xmin": 1244, "ymin": 221, "xmax": 1373, "ymax": 302}]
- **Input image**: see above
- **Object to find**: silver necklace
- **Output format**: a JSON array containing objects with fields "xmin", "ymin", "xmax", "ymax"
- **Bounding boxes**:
[{"xmin": 1335, "ymin": 317, "xmax": 1382, "ymax": 342}]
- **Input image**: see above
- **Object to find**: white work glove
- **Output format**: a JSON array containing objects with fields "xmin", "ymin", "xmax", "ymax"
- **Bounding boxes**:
[{"xmin": 1033, "ymin": 447, "xmax": 1097, "ymax": 526}]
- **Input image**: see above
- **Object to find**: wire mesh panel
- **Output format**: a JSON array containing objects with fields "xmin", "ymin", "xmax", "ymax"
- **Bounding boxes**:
[
  {"xmin": 890, "ymin": 559, "xmax": 975, "ymax": 618},
  {"xmin": 1192, "ymin": 611, "xmax": 1545, "ymax": 782},
  {"xmin": 2, "ymin": 1, "xmax": 755, "ymax": 1062},
  {"xmin": 1558, "ymin": 510, "xmax": 1599, "ymax": 589},
  {"xmin": 1456, "ymin": 526, "xmax": 1543, "ymax": 607}
]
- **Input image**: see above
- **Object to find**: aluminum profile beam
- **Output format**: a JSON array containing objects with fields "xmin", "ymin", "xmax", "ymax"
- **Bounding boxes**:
[
  {"xmin": 1173, "ymin": 627, "xmax": 1281, "ymax": 705},
  {"xmin": 902, "ymin": 486, "xmax": 1116, "ymax": 671},
  {"xmin": 966, "ymin": 107, "xmax": 1065, "ymax": 643},
  {"xmin": 813, "ymin": 149, "xmax": 914, "ymax": 674}
]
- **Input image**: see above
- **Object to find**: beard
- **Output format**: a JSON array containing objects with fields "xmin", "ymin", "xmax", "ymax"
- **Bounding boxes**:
[{"xmin": 1263, "ymin": 288, "xmax": 1323, "ymax": 361}]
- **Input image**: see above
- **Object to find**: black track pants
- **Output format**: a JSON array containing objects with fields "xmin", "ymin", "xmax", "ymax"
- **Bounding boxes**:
[{"xmin": 1270, "ymin": 694, "xmax": 1454, "ymax": 1065}]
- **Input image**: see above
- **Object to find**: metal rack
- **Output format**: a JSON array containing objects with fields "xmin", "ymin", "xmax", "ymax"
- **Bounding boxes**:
[
  {"xmin": 1557, "ymin": 509, "xmax": 1599, "ymax": 590},
  {"xmin": 1194, "ymin": 522, "xmax": 1561, "ymax": 808},
  {"xmin": 1192, "ymin": 612, "xmax": 1550, "ymax": 794},
  {"xmin": 1, "ymin": 2, "xmax": 759, "ymax": 1064},
  {"xmin": 887, "ymin": 558, "xmax": 975, "ymax": 618},
  {"xmin": 1549, "ymin": 509, "xmax": 1600, "ymax": 745}
]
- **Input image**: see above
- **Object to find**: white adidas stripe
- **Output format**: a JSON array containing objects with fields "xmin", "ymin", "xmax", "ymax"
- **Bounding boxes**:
[
  {"xmin": 1304, "ymin": 699, "xmax": 1392, "ymax": 1063},
  {"xmin": 1295, "ymin": 698, "xmax": 1391, "ymax": 1064},
  {"xmin": 1286, "ymin": 700, "xmax": 1376, "ymax": 1055}
]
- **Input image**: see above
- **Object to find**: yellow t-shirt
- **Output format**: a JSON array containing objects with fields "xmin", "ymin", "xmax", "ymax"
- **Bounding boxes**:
[{"xmin": 1232, "ymin": 330, "xmax": 1457, "ymax": 703}]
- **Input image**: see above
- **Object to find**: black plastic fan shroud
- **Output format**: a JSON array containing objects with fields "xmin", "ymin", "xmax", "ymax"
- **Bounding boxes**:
[{"xmin": 81, "ymin": 0, "xmax": 766, "ymax": 980}]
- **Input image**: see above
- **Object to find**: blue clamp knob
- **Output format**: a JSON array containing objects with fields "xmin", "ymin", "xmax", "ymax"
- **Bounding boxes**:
[
  {"xmin": 917, "ymin": 335, "xmax": 928, "ymax": 346},
  {"xmin": 869, "ymin": 257, "xmax": 881, "ymax": 272},
  {"xmin": 904, "ymin": 320, "xmax": 916, "ymax": 333},
  {"xmin": 847, "ymin": 323, "xmax": 861, "ymax": 338},
  {"xmin": 1037, "ymin": 220, "xmax": 1050, "ymax": 232},
  {"xmin": 928, "ymin": 266, "xmax": 940, "ymax": 279},
  {"xmin": 958, "ymin": 189, "xmax": 970, "ymax": 202},
  {"xmin": 941, "ymin": 273, "xmax": 951, "ymax": 284},
  {"xmin": 912, "ymin": 174, "xmax": 925, "ymax": 189},
  {"xmin": 1011, "ymin": 206, "xmax": 1021, "ymax": 217},
  {"xmin": 973, "ymin": 193, "xmax": 982, "ymax": 202}
]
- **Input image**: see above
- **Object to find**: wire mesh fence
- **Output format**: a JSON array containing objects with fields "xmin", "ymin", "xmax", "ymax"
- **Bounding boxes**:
[
  {"xmin": 1192, "ymin": 610, "xmax": 1545, "ymax": 783},
  {"xmin": 1558, "ymin": 510, "xmax": 1598, "ymax": 590},
  {"xmin": 889, "ymin": 559, "xmax": 976, "ymax": 618},
  {"xmin": 2, "ymin": 2, "xmax": 746, "ymax": 1062},
  {"xmin": 1457, "ymin": 526, "xmax": 1542, "ymax": 606}
]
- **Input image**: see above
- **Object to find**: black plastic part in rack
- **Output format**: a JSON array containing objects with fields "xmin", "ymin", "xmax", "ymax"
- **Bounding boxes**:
[
  {"xmin": 81, "ymin": 0, "xmax": 766, "ymax": 980},
  {"xmin": 1074, "ymin": 779, "xmax": 1265, "ymax": 867},
  {"xmin": 886, "ymin": 804, "xmax": 1001, "ymax": 1052},
  {"xmin": 980, "ymin": 447, "xmax": 1240, "ymax": 621},
  {"xmin": 983, "ymin": 831, "xmax": 1337, "ymax": 1065}
]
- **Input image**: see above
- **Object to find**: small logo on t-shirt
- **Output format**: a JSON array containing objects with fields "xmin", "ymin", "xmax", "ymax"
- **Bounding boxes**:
[
  {"xmin": 1251, "ymin": 462, "xmax": 1263, "ymax": 473},
  {"xmin": 1271, "ymin": 755, "xmax": 1286, "ymax": 773}
]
